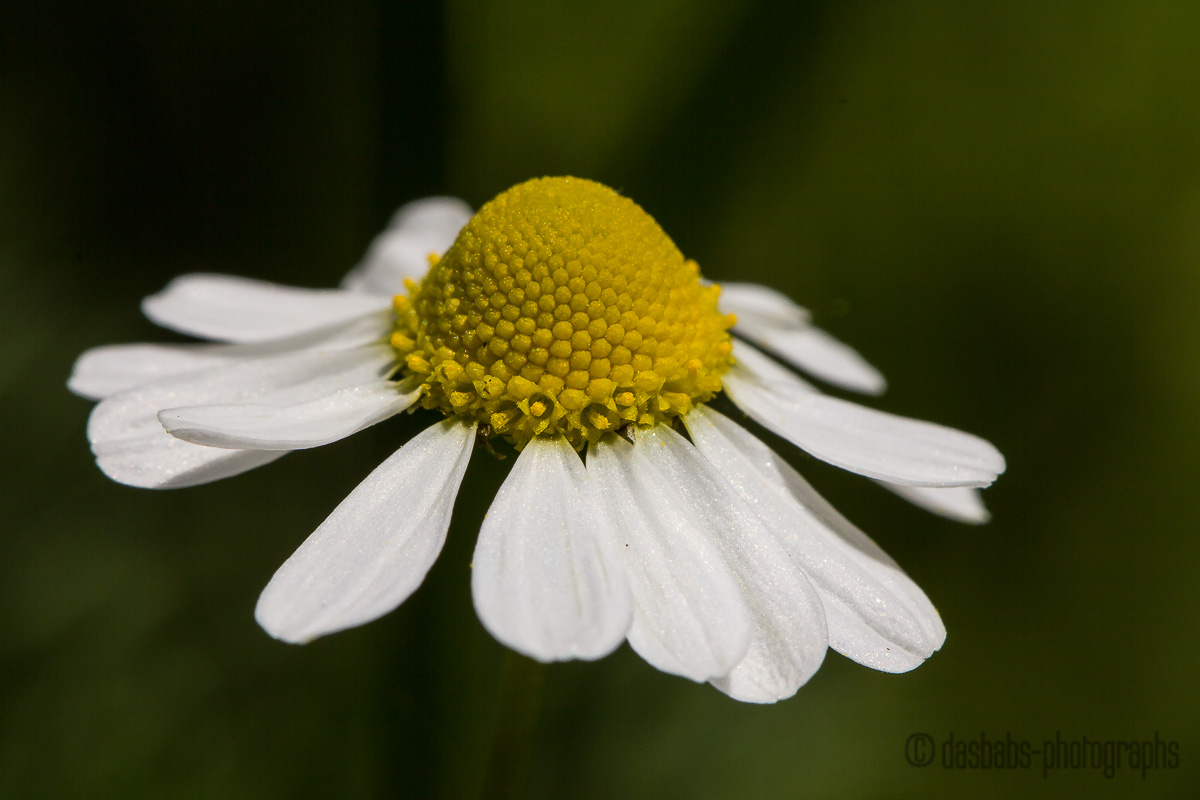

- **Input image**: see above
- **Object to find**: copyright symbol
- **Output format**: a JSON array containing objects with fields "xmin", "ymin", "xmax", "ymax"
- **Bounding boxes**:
[{"xmin": 905, "ymin": 733, "xmax": 935, "ymax": 767}]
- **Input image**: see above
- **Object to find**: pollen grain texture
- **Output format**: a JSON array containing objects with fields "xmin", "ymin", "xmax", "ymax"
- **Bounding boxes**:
[{"xmin": 392, "ymin": 176, "xmax": 735, "ymax": 449}]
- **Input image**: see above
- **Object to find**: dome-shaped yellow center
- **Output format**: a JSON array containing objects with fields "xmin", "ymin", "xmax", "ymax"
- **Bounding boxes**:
[{"xmin": 391, "ymin": 176, "xmax": 735, "ymax": 449}]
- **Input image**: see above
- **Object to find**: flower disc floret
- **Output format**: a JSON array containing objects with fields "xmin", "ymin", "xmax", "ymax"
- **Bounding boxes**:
[{"xmin": 391, "ymin": 176, "xmax": 736, "ymax": 448}]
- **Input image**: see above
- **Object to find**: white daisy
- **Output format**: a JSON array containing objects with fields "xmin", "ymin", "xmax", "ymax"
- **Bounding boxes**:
[{"xmin": 70, "ymin": 177, "xmax": 1004, "ymax": 703}]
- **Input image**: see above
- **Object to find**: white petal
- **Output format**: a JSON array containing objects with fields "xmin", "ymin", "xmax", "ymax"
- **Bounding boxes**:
[
  {"xmin": 471, "ymin": 437, "xmax": 632, "ymax": 662},
  {"xmin": 733, "ymin": 317, "xmax": 886, "ymax": 395},
  {"xmin": 717, "ymin": 282, "xmax": 811, "ymax": 327},
  {"xmin": 637, "ymin": 427, "xmax": 827, "ymax": 704},
  {"xmin": 142, "ymin": 273, "xmax": 391, "ymax": 343},
  {"xmin": 159, "ymin": 351, "xmax": 413, "ymax": 451},
  {"xmin": 256, "ymin": 418, "xmax": 476, "ymax": 643},
  {"xmin": 878, "ymin": 483, "xmax": 992, "ymax": 524},
  {"xmin": 68, "ymin": 312, "xmax": 391, "ymax": 400},
  {"xmin": 88, "ymin": 345, "xmax": 395, "ymax": 488},
  {"xmin": 159, "ymin": 384, "xmax": 417, "ymax": 451},
  {"xmin": 684, "ymin": 406, "xmax": 946, "ymax": 672},
  {"xmin": 587, "ymin": 436, "xmax": 752, "ymax": 682},
  {"xmin": 731, "ymin": 338, "xmax": 817, "ymax": 392},
  {"xmin": 726, "ymin": 343, "xmax": 1006, "ymax": 488},
  {"xmin": 89, "ymin": 409, "xmax": 282, "ymax": 490},
  {"xmin": 341, "ymin": 197, "xmax": 473, "ymax": 295}
]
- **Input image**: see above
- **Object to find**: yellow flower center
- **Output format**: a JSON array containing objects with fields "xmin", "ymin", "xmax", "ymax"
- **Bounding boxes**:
[{"xmin": 391, "ymin": 176, "xmax": 735, "ymax": 449}]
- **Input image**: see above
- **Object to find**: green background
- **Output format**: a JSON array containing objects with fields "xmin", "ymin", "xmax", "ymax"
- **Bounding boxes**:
[{"xmin": 3, "ymin": 1, "xmax": 1198, "ymax": 797}]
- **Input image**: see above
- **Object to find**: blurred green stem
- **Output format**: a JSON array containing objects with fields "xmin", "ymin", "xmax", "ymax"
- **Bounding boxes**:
[{"xmin": 479, "ymin": 651, "xmax": 546, "ymax": 800}]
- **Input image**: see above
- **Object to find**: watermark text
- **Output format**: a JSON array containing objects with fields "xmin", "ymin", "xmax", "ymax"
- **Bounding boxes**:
[{"xmin": 904, "ymin": 731, "xmax": 1179, "ymax": 778}]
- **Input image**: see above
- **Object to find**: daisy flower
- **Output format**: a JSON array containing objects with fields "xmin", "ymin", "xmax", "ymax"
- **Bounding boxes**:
[{"xmin": 70, "ymin": 177, "xmax": 1004, "ymax": 703}]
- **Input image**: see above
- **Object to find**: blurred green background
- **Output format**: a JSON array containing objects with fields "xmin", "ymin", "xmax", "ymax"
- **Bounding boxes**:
[{"xmin": 3, "ymin": 1, "xmax": 1198, "ymax": 797}]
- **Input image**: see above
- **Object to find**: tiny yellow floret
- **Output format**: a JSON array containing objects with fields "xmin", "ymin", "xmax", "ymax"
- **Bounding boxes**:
[{"xmin": 391, "ymin": 176, "xmax": 734, "ymax": 448}]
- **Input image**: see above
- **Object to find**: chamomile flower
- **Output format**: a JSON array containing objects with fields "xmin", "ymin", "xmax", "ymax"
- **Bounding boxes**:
[{"xmin": 70, "ymin": 177, "xmax": 1004, "ymax": 703}]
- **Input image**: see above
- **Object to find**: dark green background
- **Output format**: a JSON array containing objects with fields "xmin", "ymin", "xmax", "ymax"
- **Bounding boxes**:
[{"xmin": 3, "ymin": 1, "xmax": 1197, "ymax": 797}]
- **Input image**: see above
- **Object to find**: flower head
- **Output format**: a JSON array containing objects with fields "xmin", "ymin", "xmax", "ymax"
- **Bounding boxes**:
[
  {"xmin": 394, "ymin": 177, "xmax": 734, "ymax": 448},
  {"xmin": 70, "ymin": 177, "xmax": 1004, "ymax": 703}
]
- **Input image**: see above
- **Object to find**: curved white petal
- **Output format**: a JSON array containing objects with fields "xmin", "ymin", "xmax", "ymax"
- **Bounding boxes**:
[
  {"xmin": 87, "ymin": 428, "xmax": 284, "ymax": 489},
  {"xmin": 88, "ymin": 345, "xmax": 395, "ymax": 488},
  {"xmin": 89, "ymin": 405, "xmax": 281, "ymax": 491},
  {"xmin": 142, "ymin": 273, "xmax": 391, "ymax": 343},
  {"xmin": 472, "ymin": 437, "xmax": 632, "ymax": 662},
  {"xmin": 878, "ymin": 483, "xmax": 992, "ymax": 524},
  {"xmin": 637, "ymin": 427, "xmax": 827, "ymax": 704},
  {"xmin": 70, "ymin": 343, "xmax": 232, "ymax": 401},
  {"xmin": 731, "ymin": 338, "xmax": 817, "ymax": 392},
  {"xmin": 159, "ymin": 346, "xmax": 412, "ymax": 451},
  {"xmin": 256, "ymin": 418, "xmax": 476, "ymax": 643},
  {"xmin": 717, "ymin": 282, "xmax": 811, "ymax": 327},
  {"xmin": 734, "ymin": 318, "xmax": 886, "ymax": 396},
  {"xmin": 587, "ymin": 436, "xmax": 752, "ymax": 683},
  {"xmin": 68, "ymin": 312, "xmax": 392, "ymax": 400},
  {"xmin": 685, "ymin": 406, "xmax": 946, "ymax": 672},
  {"xmin": 726, "ymin": 343, "xmax": 1006, "ymax": 488},
  {"xmin": 341, "ymin": 197, "xmax": 473, "ymax": 295},
  {"xmin": 160, "ymin": 383, "xmax": 417, "ymax": 451}
]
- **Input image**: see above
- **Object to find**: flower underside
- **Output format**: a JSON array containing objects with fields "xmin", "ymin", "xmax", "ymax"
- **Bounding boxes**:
[{"xmin": 391, "ymin": 177, "xmax": 736, "ymax": 449}]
